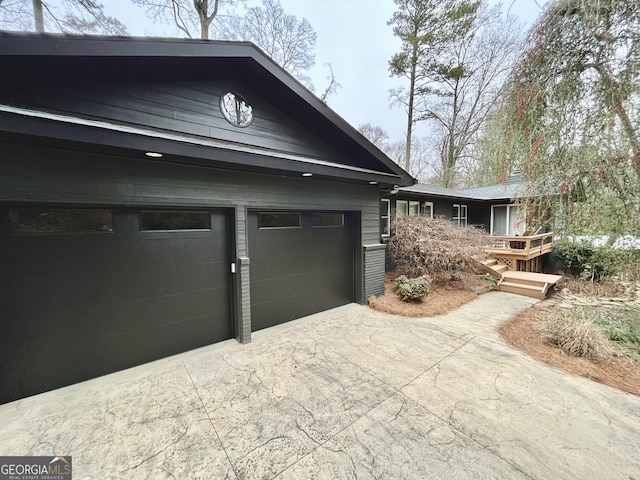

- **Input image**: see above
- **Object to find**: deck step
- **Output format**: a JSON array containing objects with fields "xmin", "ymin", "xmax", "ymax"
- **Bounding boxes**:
[{"xmin": 499, "ymin": 281, "xmax": 548, "ymax": 299}]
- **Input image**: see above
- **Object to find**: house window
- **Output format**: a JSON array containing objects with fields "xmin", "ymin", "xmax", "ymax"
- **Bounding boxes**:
[
  {"xmin": 220, "ymin": 92, "xmax": 254, "ymax": 127},
  {"xmin": 312, "ymin": 213, "xmax": 343, "ymax": 227},
  {"xmin": 380, "ymin": 199, "xmax": 390, "ymax": 236},
  {"xmin": 396, "ymin": 200, "xmax": 420, "ymax": 217},
  {"xmin": 423, "ymin": 202, "xmax": 434, "ymax": 218},
  {"xmin": 396, "ymin": 200, "xmax": 408, "ymax": 216},
  {"xmin": 140, "ymin": 211, "xmax": 211, "ymax": 231},
  {"xmin": 258, "ymin": 212, "xmax": 301, "ymax": 229},
  {"xmin": 8, "ymin": 208, "xmax": 113, "ymax": 234},
  {"xmin": 453, "ymin": 204, "xmax": 467, "ymax": 227},
  {"xmin": 491, "ymin": 205, "xmax": 526, "ymax": 236}
]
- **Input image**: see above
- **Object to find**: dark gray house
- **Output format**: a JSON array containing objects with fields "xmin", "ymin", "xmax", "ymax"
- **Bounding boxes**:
[
  {"xmin": 381, "ymin": 177, "xmax": 527, "ymax": 238},
  {"xmin": 0, "ymin": 33, "xmax": 414, "ymax": 403}
]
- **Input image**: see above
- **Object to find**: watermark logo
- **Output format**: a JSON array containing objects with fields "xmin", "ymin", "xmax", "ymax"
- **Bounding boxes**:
[{"xmin": 0, "ymin": 456, "xmax": 72, "ymax": 480}]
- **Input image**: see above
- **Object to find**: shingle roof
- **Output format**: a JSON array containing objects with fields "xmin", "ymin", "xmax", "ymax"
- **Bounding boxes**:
[{"xmin": 399, "ymin": 177, "xmax": 526, "ymax": 201}]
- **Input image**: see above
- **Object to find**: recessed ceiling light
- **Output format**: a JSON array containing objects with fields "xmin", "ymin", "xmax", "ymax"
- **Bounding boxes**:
[
  {"xmin": 369, "ymin": 181, "xmax": 378, "ymax": 185},
  {"xmin": 145, "ymin": 152, "xmax": 163, "ymax": 158},
  {"xmin": 302, "ymin": 173, "xmax": 313, "ymax": 177}
]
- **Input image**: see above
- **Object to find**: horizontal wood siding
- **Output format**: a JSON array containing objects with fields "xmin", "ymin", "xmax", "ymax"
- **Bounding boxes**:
[
  {"xmin": 363, "ymin": 244, "xmax": 386, "ymax": 298},
  {"xmin": 2, "ymin": 79, "xmax": 358, "ymax": 166}
]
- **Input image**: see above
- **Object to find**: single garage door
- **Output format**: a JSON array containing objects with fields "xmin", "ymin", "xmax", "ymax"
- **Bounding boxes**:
[
  {"xmin": 248, "ymin": 211, "xmax": 355, "ymax": 331},
  {"xmin": 0, "ymin": 206, "xmax": 233, "ymax": 404}
]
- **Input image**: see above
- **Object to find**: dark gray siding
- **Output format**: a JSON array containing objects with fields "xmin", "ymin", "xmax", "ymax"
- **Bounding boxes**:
[
  {"xmin": 364, "ymin": 244, "xmax": 386, "ymax": 297},
  {"xmin": 0, "ymin": 142, "xmax": 383, "ymax": 341},
  {"xmin": 1, "ymin": 80, "xmax": 363, "ymax": 169},
  {"xmin": 388, "ymin": 194, "xmax": 492, "ymax": 232}
]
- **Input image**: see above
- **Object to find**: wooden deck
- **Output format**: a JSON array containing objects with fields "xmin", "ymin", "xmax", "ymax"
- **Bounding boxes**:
[
  {"xmin": 487, "ymin": 232, "xmax": 554, "ymax": 261},
  {"xmin": 486, "ymin": 232, "xmax": 554, "ymax": 272}
]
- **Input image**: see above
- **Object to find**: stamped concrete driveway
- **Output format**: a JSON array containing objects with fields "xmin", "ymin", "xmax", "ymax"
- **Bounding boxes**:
[{"xmin": 1, "ymin": 291, "xmax": 640, "ymax": 479}]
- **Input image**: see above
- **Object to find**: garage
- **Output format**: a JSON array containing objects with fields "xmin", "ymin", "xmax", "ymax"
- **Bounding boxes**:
[
  {"xmin": 248, "ymin": 211, "xmax": 355, "ymax": 331},
  {"xmin": 0, "ymin": 34, "xmax": 415, "ymax": 404},
  {"xmin": 0, "ymin": 206, "xmax": 233, "ymax": 404}
]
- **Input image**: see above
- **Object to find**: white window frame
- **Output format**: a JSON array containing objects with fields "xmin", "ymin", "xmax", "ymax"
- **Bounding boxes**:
[
  {"xmin": 491, "ymin": 204, "xmax": 526, "ymax": 236},
  {"xmin": 453, "ymin": 204, "xmax": 467, "ymax": 227},
  {"xmin": 381, "ymin": 199, "xmax": 391, "ymax": 237},
  {"xmin": 423, "ymin": 202, "xmax": 434, "ymax": 218}
]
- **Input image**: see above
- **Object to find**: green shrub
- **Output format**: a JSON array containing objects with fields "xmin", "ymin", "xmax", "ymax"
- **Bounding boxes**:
[
  {"xmin": 395, "ymin": 275, "xmax": 430, "ymax": 302},
  {"xmin": 483, "ymin": 273, "xmax": 499, "ymax": 291},
  {"xmin": 555, "ymin": 240, "xmax": 635, "ymax": 279}
]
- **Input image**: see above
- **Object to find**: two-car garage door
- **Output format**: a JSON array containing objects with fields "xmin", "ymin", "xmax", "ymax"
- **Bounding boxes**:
[{"xmin": 0, "ymin": 207, "xmax": 355, "ymax": 404}]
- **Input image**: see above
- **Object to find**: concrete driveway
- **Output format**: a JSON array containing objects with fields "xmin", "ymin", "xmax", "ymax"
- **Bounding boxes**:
[{"xmin": 1, "ymin": 292, "xmax": 639, "ymax": 479}]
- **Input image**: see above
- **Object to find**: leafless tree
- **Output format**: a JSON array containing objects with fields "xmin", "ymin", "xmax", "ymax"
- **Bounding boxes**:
[
  {"xmin": 358, "ymin": 123, "xmax": 436, "ymax": 182},
  {"xmin": 131, "ymin": 0, "xmax": 241, "ymax": 39},
  {"xmin": 422, "ymin": 5, "xmax": 523, "ymax": 187},
  {"xmin": 218, "ymin": 0, "xmax": 316, "ymax": 86},
  {"xmin": 0, "ymin": 0, "xmax": 127, "ymax": 34},
  {"xmin": 319, "ymin": 63, "xmax": 341, "ymax": 104}
]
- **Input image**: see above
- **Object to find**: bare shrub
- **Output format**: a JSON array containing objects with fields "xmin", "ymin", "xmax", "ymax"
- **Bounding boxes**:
[
  {"xmin": 386, "ymin": 216, "xmax": 490, "ymax": 279},
  {"xmin": 538, "ymin": 310, "xmax": 612, "ymax": 361}
]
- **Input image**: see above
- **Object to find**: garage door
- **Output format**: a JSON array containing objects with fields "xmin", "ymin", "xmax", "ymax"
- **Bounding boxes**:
[
  {"xmin": 248, "ymin": 211, "xmax": 355, "ymax": 331},
  {"xmin": 0, "ymin": 207, "xmax": 233, "ymax": 404}
]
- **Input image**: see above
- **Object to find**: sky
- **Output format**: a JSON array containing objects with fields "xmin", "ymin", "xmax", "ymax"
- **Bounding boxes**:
[{"xmin": 104, "ymin": 0, "xmax": 550, "ymax": 143}]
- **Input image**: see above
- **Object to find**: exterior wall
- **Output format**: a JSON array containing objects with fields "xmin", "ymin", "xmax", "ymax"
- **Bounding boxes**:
[
  {"xmin": 0, "ymin": 79, "xmax": 369, "ymax": 170},
  {"xmin": 387, "ymin": 193, "xmax": 496, "ymax": 232},
  {"xmin": 0, "ymin": 142, "xmax": 383, "ymax": 343}
]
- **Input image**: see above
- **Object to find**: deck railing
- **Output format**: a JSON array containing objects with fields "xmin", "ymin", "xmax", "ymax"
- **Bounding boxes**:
[{"xmin": 488, "ymin": 232, "xmax": 554, "ymax": 260}]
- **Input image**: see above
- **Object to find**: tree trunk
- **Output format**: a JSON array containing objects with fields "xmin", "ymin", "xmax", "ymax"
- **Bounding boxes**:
[
  {"xmin": 200, "ymin": 17, "xmax": 209, "ymax": 39},
  {"xmin": 405, "ymin": 45, "xmax": 418, "ymax": 173},
  {"xmin": 33, "ymin": 0, "xmax": 44, "ymax": 32}
]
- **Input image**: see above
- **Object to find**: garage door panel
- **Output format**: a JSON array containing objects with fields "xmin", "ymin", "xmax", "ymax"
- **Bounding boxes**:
[
  {"xmin": 2, "ymin": 313, "xmax": 222, "ymax": 402},
  {"xmin": 0, "ymin": 207, "xmax": 233, "ymax": 404},
  {"xmin": 249, "ymin": 211, "xmax": 355, "ymax": 331},
  {"xmin": 251, "ymin": 287, "xmax": 354, "ymax": 332},
  {"xmin": 11, "ymin": 287, "xmax": 230, "ymax": 345},
  {"xmin": 249, "ymin": 250, "xmax": 350, "ymax": 282},
  {"xmin": 250, "ymin": 265, "xmax": 353, "ymax": 305}
]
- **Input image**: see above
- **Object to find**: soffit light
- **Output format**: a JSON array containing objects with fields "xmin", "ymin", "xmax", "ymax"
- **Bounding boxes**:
[
  {"xmin": 145, "ymin": 152, "xmax": 163, "ymax": 158},
  {"xmin": 302, "ymin": 173, "xmax": 313, "ymax": 177}
]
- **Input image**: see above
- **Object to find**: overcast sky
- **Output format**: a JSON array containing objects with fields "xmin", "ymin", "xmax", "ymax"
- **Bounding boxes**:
[{"xmin": 104, "ymin": 0, "xmax": 550, "ymax": 142}]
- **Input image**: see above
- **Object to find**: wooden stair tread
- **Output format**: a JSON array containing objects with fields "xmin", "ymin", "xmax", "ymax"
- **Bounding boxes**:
[
  {"xmin": 501, "ymin": 271, "xmax": 563, "ymax": 283},
  {"xmin": 499, "ymin": 281, "xmax": 545, "ymax": 291}
]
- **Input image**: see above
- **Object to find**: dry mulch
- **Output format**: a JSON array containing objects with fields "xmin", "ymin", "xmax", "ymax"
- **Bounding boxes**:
[
  {"xmin": 368, "ymin": 270, "xmax": 489, "ymax": 317},
  {"xmin": 500, "ymin": 304, "xmax": 640, "ymax": 396}
]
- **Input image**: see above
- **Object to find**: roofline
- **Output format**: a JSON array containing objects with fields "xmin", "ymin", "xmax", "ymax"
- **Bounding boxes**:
[
  {"xmin": 397, "ymin": 184, "xmax": 524, "ymax": 201},
  {"xmin": 0, "ymin": 32, "xmax": 416, "ymax": 187},
  {"xmin": 0, "ymin": 105, "xmax": 405, "ymax": 184}
]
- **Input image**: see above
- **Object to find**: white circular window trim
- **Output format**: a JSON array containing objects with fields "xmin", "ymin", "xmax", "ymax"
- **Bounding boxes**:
[{"xmin": 220, "ymin": 91, "xmax": 254, "ymax": 128}]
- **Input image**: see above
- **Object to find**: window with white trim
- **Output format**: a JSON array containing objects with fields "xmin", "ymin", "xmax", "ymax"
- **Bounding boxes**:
[
  {"xmin": 453, "ymin": 204, "xmax": 467, "ymax": 227},
  {"xmin": 408, "ymin": 201, "xmax": 420, "ymax": 216},
  {"xmin": 380, "ymin": 199, "xmax": 390, "ymax": 236},
  {"xmin": 491, "ymin": 204, "xmax": 526, "ymax": 236}
]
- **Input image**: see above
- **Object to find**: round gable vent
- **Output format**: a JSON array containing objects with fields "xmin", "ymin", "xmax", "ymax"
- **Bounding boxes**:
[{"xmin": 220, "ymin": 92, "xmax": 254, "ymax": 127}]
